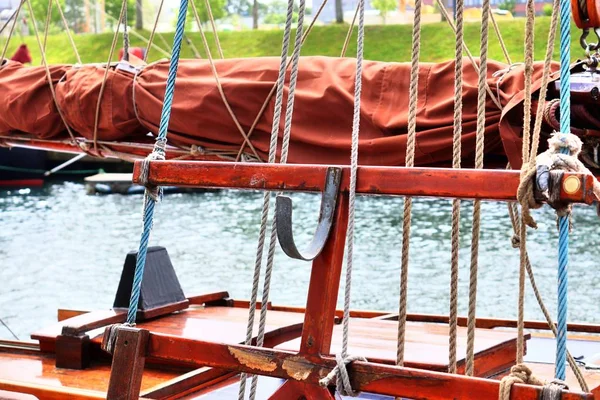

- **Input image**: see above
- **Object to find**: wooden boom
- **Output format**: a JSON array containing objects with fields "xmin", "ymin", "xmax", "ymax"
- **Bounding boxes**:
[{"xmin": 132, "ymin": 160, "xmax": 597, "ymax": 203}]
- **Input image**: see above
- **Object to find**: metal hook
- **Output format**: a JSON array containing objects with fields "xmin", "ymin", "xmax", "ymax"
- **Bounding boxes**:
[{"xmin": 275, "ymin": 166, "xmax": 342, "ymax": 261}]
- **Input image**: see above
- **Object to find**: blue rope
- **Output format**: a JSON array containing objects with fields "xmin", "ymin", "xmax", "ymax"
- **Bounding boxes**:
[
  {"xmin": 556, "ymin": 0, "xmax": 571, "ymax": 379},
  {"xmin": 125, "ymin": 0, "xmax": 189, "ymax": 325}
]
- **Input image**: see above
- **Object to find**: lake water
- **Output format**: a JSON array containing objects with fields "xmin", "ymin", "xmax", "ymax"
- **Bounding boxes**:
[{"xmin": 0, "ymin": 180, "xmax": 598, "ymax": 340}]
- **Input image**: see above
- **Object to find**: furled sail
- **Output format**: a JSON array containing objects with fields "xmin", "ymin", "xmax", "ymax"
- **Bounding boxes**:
[{"xmin": 1, "ymin": 56, "xmax": 597, "ymax": 168}]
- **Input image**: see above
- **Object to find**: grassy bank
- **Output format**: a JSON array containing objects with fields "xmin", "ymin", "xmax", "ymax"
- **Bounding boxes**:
[{"xmin": 1, "ymin": 17, "xmax": 586, "ymax": 65}]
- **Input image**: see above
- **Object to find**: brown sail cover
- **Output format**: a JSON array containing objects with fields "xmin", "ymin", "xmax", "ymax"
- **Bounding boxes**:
[{"xmin": 0, "ymin": 56, "xmax": 578, "ymax": 168}]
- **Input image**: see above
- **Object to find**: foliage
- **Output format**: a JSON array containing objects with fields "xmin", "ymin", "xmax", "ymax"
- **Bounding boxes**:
[
  {"xmin": 542, "ymin": 4, "xmax": 553, "ymax": 16},
  {"xmin": 262, "ymin": 0, "xmax": 312, "ymax": 26},
  {"xmin": 104, "ymin": 0, "xmax": 136, "ymax": 27},
  {"xmin": 371, "ymin": 0, "xmax": 396, "ymax": 24},
  {"xmin": 498, "ymin": 0, "xmax": 516, "ymax": 13},
  {"xmin": 185, "ymin": 0, "xmax": 227, "ymax": 25}
]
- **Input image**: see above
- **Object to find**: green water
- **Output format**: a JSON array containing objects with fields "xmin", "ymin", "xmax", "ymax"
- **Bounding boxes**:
[{"xmin": 0, "ymin": 181, "xmax": 598, "ymax": 339}]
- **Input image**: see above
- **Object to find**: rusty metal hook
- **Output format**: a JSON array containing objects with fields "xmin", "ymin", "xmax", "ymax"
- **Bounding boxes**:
[{"xmin": 275, "ymin": 166, "xmax": 342, "ymax": 261}]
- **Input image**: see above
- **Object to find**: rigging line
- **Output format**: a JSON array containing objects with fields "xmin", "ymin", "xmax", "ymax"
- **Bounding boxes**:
[
  {"xmin": 126, "ymin": 0, "xmax": 189, "ymax": 325},
  {"xmin": 0, "ymin": 0, "xmax": 24, "ymax": 65},
  {"xmin": 0, "ymin": 8, "xmax": 18, "ymax": 36},
  {"xmin": 145, "ymin": 0, "xmax": 168, "ymax": 61},
  {"xmin": 202, "ymin": 0, "xmax": 224, "ymax": 59},
  {"xmin": 23, "ymin": 0, "xmax": 89, "ymax": 153},
  {"xmin": 248, "ymin": 2, "xmax": 308, "ymax": 397},
  {"xmin": 92, "ymin": 0, "xmax": 128, "ymax": 154},
  {"xmin": 556, "ymin": 0, "xmax": 572, "ymax": 378},
  {"xmin": 465, "ymin": 0, "xmax": 490, "ymax": 377},
  {"xmin": 103, "ymin": 11, "xmax": 171, "ymax": 58},
  {"xmin": 0, "ymin": 317, "xmax": 18, "ymax": 341},
  {"xmin": 233, "ymin": 0, "xmax": 332, "ymax": 161},
  {"xmin": 516, "ymin": 0, "xmax": 536, "ymax": 366},
  {"xmin": 448, "ymin": 0, "xmax": 464, "ymax": 375},
  {"xmin": 43, "ymin": 0, "xmax": 53, "ymax": 52},
  {"xmin": 235, "ymin": 0, "xmax": 296, "ymax": 395},
  {"xmin": 123, "ymin": 0, "xmax": 130, "ymax": 61},
  {"xmin": 507, "ymin": 201, "xmax": 589, "ymax": 391},
  {"xmin": 53, "ymin": 0, "xmax": 82, "ymax": 63},
  {"xmin": 396, "ymin": 0, "xmax": 422, "ymax": 367},
  {"xmin": 488, "ymin": 7, "xmax": 512, "ymax": 65},
  {"xmin": 341, "ymin": 4, "xmax": 359, "ymax": 57},
  {"xmin": 188, "ymin": 0, "xmax": 262, "ymax": 161},
  {"xmin": 434, "ymin": 0, "xmax": 502, "ymax": 111}
]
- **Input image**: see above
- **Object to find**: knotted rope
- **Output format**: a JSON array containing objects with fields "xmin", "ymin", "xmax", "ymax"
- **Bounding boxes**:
[
  {"xmin": 319, "ymin": 354, "xmax": 367, "ymax": 396},
  {"xmin": 124, "ymin": 0, "xmax": 189, "ymax": 325},
  {"xmin": 499, "ymin": 364, "xmax": 569, "ymax": 400}
]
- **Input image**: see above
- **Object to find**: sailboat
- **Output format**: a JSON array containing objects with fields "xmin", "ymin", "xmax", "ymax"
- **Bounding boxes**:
[{"xmin": 1, "ymin": 0, "xmax": 600, "ymax": 395}]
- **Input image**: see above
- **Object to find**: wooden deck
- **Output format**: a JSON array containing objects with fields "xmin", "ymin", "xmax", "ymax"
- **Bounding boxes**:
[{"xmin": 277, "ymin": 318, "xmax": 524, "ymax": 377}]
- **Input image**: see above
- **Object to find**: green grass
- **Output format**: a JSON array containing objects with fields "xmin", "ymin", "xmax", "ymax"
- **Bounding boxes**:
[{"xmin": 1, "ymin": 17, "xmax": 588, "ymax": 65}]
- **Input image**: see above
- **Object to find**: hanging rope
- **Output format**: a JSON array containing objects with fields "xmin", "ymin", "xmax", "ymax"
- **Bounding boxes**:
[
  {"xmin": 556, "ymin": 0, "xmax": 572, "ymax": 381},
  {"xmin": 489, "ymin": 7, "xmax": 512, "ymax": 65},
  {"xmin": 145, "ymin": 0, "xmax": 167, "ymax": 61},
  {"xmin": 341, "ymin": 4, "xmax": 359, "ymax": 57},
  {"xmin": 236, "ymin": 0, "xmax": 296, "ymax": 396},
  {"xmin": 465, "ymin": 0, "xmax": 490, "ymax": 376},
  {"xmin": 396, "ymin": 0, "xmax": 422, "ymax": 367},
  {"xmin": 318, "ymin": 0, "xmax": 367, "ymax": 395},
  {"xmin": 202, "ymin": 0, "xmax": 224, "ymax": 59},
  {"xmin": 125, "ymin": 0, "xmax": 189, "ymax": 325},
  {"xmin": 247, "ymin": 2, "xmax": 306, "ymax": 400},
  {"xmin": 448, "ymin": 0, "xmax": 464, "ymax": 375},
  {"xmin": 0, "ymin": 0, "xmax": 24, "ymax": 64},
  {"xmin": 123, "ymin": 1, "xmax": 130, "ymax": 62},
  {"xmin": 53, "ymin": 0, "xmax": 82, "ymax": 63}
]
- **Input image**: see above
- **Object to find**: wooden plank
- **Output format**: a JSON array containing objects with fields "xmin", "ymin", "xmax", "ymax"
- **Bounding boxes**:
[
  {"xmin": 0, "ymin": 380, "xmax": 106, "ymax": 400},
  {"xmin": 132, "ymin": 161, "xmax": 596, "ymax": 203},
  {"xmin": 188, "ymin": 292, "xmax": 231, "ymax": 305},
  {"xmin": 145, "ymin": 333, "xmax": 593, "ymax": 400},
  {"xmin": 140, "ymin": 368, "xmax": 235, "ymax": 399},
  {"xmin": 106, "ymin": 327, "xmax": 149, "ymax": 400}
]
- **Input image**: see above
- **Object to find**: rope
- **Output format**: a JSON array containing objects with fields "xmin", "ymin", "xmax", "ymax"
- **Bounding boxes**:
[
  {"xmin": 0, "ymin": 317, "xmax": 18, "ymax": 340},
  {"xmin": 43, "ymin": 0, "xmax": 53, "ymax": 52},
  {"xmin": 320, "ymin": 0, "xmax": 367, "ymax": 395},
  {"xmin": 448, "ymin": 0, "xmax": 464, "ymax": 374},
  {"xmin": 188, "ymin": 0, "xmax": 263, "ymax": 161},
  {"xmin": 237, "ymin": 0, "xmax": 296, "ymax": 396},
  {"xmin": 498, "ymin": 364, "xmax": 544, "ymax": 400},
  {"xmin": 341, "ymin": 4, "xmax": 359, "ymax": 57},
  {"xmin": 102, "ymin": 10, "xmax": 171, "ymax": 58},
  {"xmin": 0, "ymin": 0, "xmax": 24, "ymax": 65},
  {"xmin": 465, "ymin": 0, "xmax": 490, "ymax": 376},
  {"xmin": 0, "ymin": 8, "xmax": 19, "ymax": 36},
  {"xmin": 434, "ymin": 0, "xmax": 502, "ymax": 111},
  {"xmin": 202, "ymin": 0, "xmax": 224, "ymax": 59},
  {"xmin": 54, "ymin": 0, "xmax": 82, "ymax": 64},
  {"xmin": 123, "ymin": 0, "xmax": 130, "ymax": 62},
  {"xmin": 92, "ymin": 0, "xmax": 128, "ymax": 153},
  {"xmin": 506, "ymin": 202, "xmax": 589, "ymax": 392},
  {"xmin": 396, "ymin": 0, "xmax": 422, "ymax": 367},
  {"xmin": 233, "ymin": 0, "xmax": 331, "ymax": 161},
  {"xmin": 145, "ymin": 0, "xmax": 167, "ymax": 61},
  {"xmin": 125, "ymin": 0, "xmax": 188, "ymax": 325},
  {"xmin": 489, "ymin": 7, "xmax": 511, "ymax": 64},
  {"xmin": 247, "ymin": 2, "xmax": 306, "ymax": 399},
  {"xmin": 556, "ymin": 0, "xmax": 572, "ymax": 380}
]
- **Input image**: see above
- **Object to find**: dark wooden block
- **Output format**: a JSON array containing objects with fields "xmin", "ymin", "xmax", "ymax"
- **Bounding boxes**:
[
  {"xmin": 113, "ymin": 246, "xmax": 188, "ymax": 320},
  {"xmin": 106, "ymin": 326, "xmax": 150, "ymax": 400},
  {"xmin": 55, "ymin": 334, "xmax": 90, "ymax": 369}
]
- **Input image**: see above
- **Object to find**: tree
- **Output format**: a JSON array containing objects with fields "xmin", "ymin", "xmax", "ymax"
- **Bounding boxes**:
[
  {"xmin": 335, "ymin": 0, "xmax": 343, "ymax": 23},
  {"xmin": 498, "ymin": 0, "xmax": 515, "ymax": 13},
  {"xmin": 27, "ymin": 0, "xmax": 67, "ymax": 29},
  {"xmin": 371, "ymin": 0, "xmax": 395, "ymax": 23},
  {"xmin": 226, "ymin": 0, "xmax": 252, "ymax": 15},
  {"xmin": 104, "ymin": 0, "xmax": 135, "ymax": 27}
]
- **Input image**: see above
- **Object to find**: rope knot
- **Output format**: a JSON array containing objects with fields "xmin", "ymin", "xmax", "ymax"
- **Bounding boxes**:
[
  {"xmin": 541, "ymin": 379, "xmax": 569, "ymax": 400},
  {"xmin": 511, "ymin": 234, "xmax": 520, "ymax": 248},
  {"xmin": 140, "ymin": 140, "xmax": 167, "ymax": 201},
  {"xmin": 319, "ymin": 354, "xmax": 367, "ymax": 397},
  {"xmin": 499, "ymin": 364, "xmax": 544, "ymax": 400}
]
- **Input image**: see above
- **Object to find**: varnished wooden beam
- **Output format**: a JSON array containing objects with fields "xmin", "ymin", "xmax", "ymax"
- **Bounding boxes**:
[
  {"xmin": 132, "ymin": 161, "xmax": 596, "ymax": 203},
  {"xmin": 145, "ymin": 333, "xmax": 593, "ymax": 400}
]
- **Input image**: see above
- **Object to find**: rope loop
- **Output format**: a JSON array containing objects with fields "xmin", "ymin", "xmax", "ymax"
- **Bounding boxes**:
[
  {"xmin": 541, "ymin": 379, "xmax": 569, "ymax": 400},
  {"xmin": 498, "ymin": 364, "xmax": 544, "ymax": 400},
  {"xmin": 139, "ymin": 139, "xmax": 167, "ymax": 201},
  {"xmin": 318, "ymin": 354, "xmax": 367, "ymax": 397}
]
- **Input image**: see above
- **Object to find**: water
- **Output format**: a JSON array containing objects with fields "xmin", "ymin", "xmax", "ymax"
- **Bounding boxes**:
[{"xmin": 0, "ymin": 181, "xmax": 598, "ymax": 340}]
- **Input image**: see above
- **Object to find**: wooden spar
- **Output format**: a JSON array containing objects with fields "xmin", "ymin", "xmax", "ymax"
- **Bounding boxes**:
[
  {"xmin": 144, "ymin": 332, "xmax": 593, "ymax": 400},
  {"xmin": 132, "ymin": 160, "xmax": 596, "ymax": 203}
]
